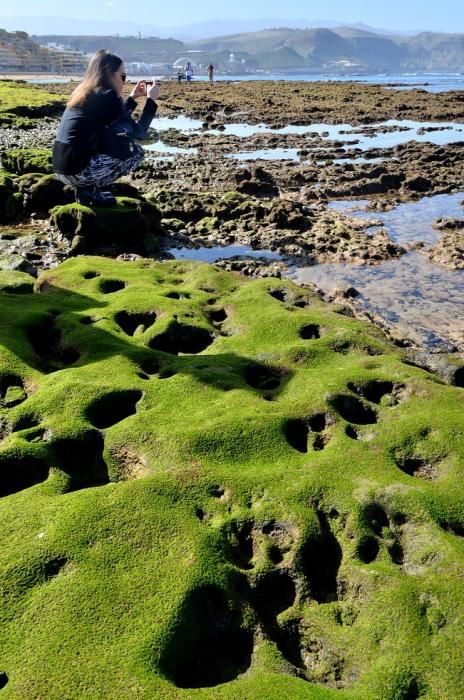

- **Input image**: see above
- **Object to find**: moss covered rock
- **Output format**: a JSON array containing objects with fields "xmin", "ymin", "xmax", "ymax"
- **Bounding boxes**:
[
  {"xmin": 0, "ymin": 256, "xmax": 464, "ymax": 698},
  {"xmin": 50, "ymin": 197, "xmax": 162, "ymax": 254},
  {"xmin": 1, "ymin": 147, "xmax": 53, "ymax": 175}
]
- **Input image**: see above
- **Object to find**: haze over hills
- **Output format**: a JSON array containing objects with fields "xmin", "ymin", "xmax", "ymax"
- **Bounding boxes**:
[
  {"xmin": 0, "ymin": 15, "xmax": 423, "ymax": 39},
  {"xmin": 27, "ymin": 26, "xmax": 464, "ymax": 73}
]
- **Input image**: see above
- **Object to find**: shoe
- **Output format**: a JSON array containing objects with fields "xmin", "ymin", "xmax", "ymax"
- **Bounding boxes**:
[{"xmin": 75, "ymin": 187, "xmax": 116, "ymax": 207}]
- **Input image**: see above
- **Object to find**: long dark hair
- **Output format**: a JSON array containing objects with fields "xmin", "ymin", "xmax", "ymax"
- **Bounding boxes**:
[{"xmin": 67, "ymin": 49, "xmax": 122, "ymax": 108}]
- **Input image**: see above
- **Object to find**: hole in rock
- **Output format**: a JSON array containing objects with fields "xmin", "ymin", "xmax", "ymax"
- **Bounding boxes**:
[
  {"xmin": 347, "ymin": 380, "xmax": 395, "ymax": 405},
  {"xmin": 195, "ymin": 507, "xmax": 205, "ymax": 521},
  {"xmin": 27, "ymin": 316, "xmax": 80, "ymax": 372},
  {"xmin": 309, "ymin": 413, "xmax": 333, "ymax": 432},
  {"xmin": 159, "ymin": 369, "xmax": 176, "ymax": 379},
  {"xmin": 85, "ymin": 390, "xmax": 143, "ymax": 429},
  {"xmin": 99, "ymin": 279, "xmax": 126, "ymax": 294},
  {"xmin": 285, "ymin": 413, "xmax": 333, "ymax": 453},
  {"xmin": 83, "ymin": 271, "xmax": 100, "ymax": 279},
  {"xmin": 226, "ymin": 521, "xmax": 253, "ymax": 570},
  {"xmin": 388, "ymin": 541, "xmax": 404, "ymax": 566},
  {"xmin": 158, "ymin": 584, "xmax": 253, "ymax": 688},
  {"xmin": 268, "ymin": 288, "xmax": 287, "ymax": 302},
  {"xmin": 138, "ymin": 357, "xmax": 160, "ymax": 376},
  {"xmin": 300, "ymin": 511, "xmax": 342, "ymax": 603},
  {"xmin": 208, "ymin": 308, "xmax": 227, "ymax": 324},
  {"xmin": 362, "ymin": 503, "xmax": 389, "ymax": 536},
  {"xmin": 292, "ymin": 298, "xmax": 310, "ymax": 308},
  {"xmin": 453, "ymin": 367, "xmax": 464, "ymax": 388},
  {"xmin": 0, "ymin": 453, "xmax": 49, "ymax": 498},
  {"xmin": 392, "ymin": 512, "xmax": 407, "ymax": 526},
  {"xmin": 79, "ymin": 316, "xmax": 94, "ymax": 325},
  {"xmin": 299, "ymin": 324, "xmax": 320, "ymax": 340},
  {"xmin": 12, "ymin": 414, "xmax": 39, "ymax": 431},
  {"xmin": 397, "ymin": 457, "xmax": 438, "ymax": 480},
  {"xmin": 210, "ymin": 484, "xmax": 225, "ymax": 498},
  {"xmin": 439, "ymin": 520, "xmax": 464, "ymax": 537},
  {"xmin": 0, "ymin": 672, "xmax": 8, "ymax": 689},
  {"xmin": 356, "ymin": 535, "xmax": 379, "ymax": 564},
  {"xmin": 149, "ymin": 323, "xmax": 214, "ymax": 355},
  {"xmin": 165, "ymin": 291, "xmax": 190, "ymax": 299},
  {"xmin": 345, "ymin": 425, "xmax": 358, "ymax": 439},
  {"xmin": 244, "ymin": 364, "xmax": 281, "ymax": 391},
  {"xmin": 43, "ymin": 556, "xmax": 68, "ymax": 578},
  {"xmin": 330, "ymin": 394, "xmax": 377, "ymax": 424},
  {"xmin": 51, "ymin": 429, "xmax": 109, "ymax": 489},
  {"xmin": 313, "ymin": 434, "xmax": 328, "ymax": 451},
  {"xmin": 253, "ymin": 570, "xmax": 297, "ymax": 623},
  {"xmin": 115, "ymin": 310, "xmax": 157, "ymax": 336},
  {"xmin": 0, "ymin": 374, "xmax": 26, "ymax": 407},
  {"xmin": 285, "ymin": 418, "xmax": 309, "ymax": 453},
  {"xmin": 401, "ymin": 678, "xmax": 421, "ymax": 700},
  {"xmin": 22, "ymin": 427, "xmax": 51, "ymax": 443},
  {"xmin": 273, "ymin": 618, "xmax": 305, "ymax": 669},
  {"xmin": 268, "ymin": 545, "xmax": 284, "ymax": 564},
  {"xmin": 137, "ymin": 372, "xmax": 150, "ymax": 380}
]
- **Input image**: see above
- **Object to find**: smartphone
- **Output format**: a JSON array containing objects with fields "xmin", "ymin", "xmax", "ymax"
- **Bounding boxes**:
[{"xmin": 145, "ymin": 80, "xmax": 153, "ymax": 85}]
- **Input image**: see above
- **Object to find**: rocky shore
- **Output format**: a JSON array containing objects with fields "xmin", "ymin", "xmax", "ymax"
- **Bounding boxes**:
[
  {"xmin": 1, "ymin": 78, "xmax": 464, "ymax": 345},
  {"xmin": 1, "ymin": 78, "xmax": 464, "ymax": 699}
]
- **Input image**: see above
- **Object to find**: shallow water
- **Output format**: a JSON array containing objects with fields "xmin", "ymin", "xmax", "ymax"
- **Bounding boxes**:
[
  {"xmin": 166, "ymin": 192, "xmax": 464, "ymax": 350},
  {"xmin": 168, "ymin": 245, "xmax": 282, "ymax": 263},
  {"xmin": 150, "ymin": 116, "xmax": 464, "ymax": 150},
  {"xmin": 329, "ymin": 192, "xmax": 464, "ymax": 244},
  {"xmin": 144, "ymin": 139, "xmax": 198, "ymax": 156},
  {"xmin": 225, "ymin": 148, "xmax": 301, "ymax": 161},
  {"xmin": 26, "ymin": 73, "xmax": 464, "ymax": 92},
  {"xmin": 287, "ymin": 251, "xmax": 464, "ymax": 351}
]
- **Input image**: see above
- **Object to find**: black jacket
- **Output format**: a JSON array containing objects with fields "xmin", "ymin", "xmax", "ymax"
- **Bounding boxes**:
[{"xmin": 52, "ymin": 88, "xmax": 157, "ymax": 175}]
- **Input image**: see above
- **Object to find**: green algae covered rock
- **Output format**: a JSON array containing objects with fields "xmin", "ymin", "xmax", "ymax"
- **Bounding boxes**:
[
  {"xmin": 0, "ymin": 256, "xmax": 464, "ymax": 698},
  {"xmin": 50, "ymin": 197, "xmax": 162, "ymax": 254},
  {"xmin": 1, "ymin": 147, "xmax": 53, "ymax": 175},
  {"xmin": 0, "ymin": 79, "xmax": 66, "ymax": 120},
  {"xmin": 0, "ymin": 269, "xmax": 35, "ymax": 294},
  {"xmin": 0, "ymin": 170, "xmax": 18, "ymax": 223},
  {"xmin": 17, "ymin": 173, "xmax": 73, "ymax": 213}
]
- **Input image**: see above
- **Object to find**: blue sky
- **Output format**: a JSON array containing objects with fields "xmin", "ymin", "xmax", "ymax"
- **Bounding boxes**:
[{"xmin": 1, "ymin": 0, "xmax": 463, "ymax": 32}]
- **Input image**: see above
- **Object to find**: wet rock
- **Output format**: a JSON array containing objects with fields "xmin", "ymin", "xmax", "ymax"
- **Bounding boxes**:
[
  {"xmin": 0, "ymin": 253, "xmax": 37, "ymax": 277},
  {"xmin": 402, "ymin": 175, "xmax": 433, "ymax": 193}
]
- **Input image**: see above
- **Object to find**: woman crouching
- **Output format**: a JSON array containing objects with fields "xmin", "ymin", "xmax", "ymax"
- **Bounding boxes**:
[{"xmin": 53, "ymin": 49, "xmax": 160, "ymax": 206}]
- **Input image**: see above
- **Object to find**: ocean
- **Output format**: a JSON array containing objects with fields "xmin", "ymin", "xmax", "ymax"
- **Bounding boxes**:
[{"xmin": 25, "ymin": 72, "xmax": 464, "ymax": 93}]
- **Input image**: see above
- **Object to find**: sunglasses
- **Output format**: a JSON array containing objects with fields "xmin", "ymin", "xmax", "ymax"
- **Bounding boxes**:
[{"xmin": 120, "ymin": 72, "xmax": 126, "ymax": 82}]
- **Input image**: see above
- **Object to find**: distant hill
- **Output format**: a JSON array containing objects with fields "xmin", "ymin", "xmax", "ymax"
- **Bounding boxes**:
[
  {"xmin": 0, "ymin": 15, "xmax": 420, "ymax": 40},
  {"xmin": 186, "ymin": 26, "xmax": 464, "ymax": 71},
  {"xmin": 3, "ymin": 25, "xmax": 464, "ymax": 74},
  {"xmin": 32, "ymin": 35, "xmax": 184, "ymax": 66}
]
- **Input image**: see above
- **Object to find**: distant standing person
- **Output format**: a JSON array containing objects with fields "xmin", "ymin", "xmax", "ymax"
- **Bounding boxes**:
[
  {"xmin": 177, "ymin": 68, "xmax": 183, "ymax": 83},
  {"xmin": 184, "ymin": 61, "xmax": 193, "ymax": 83},
  {"xmin": 207, "ymin": 63, "xmax": 214, "ymax": 83}
]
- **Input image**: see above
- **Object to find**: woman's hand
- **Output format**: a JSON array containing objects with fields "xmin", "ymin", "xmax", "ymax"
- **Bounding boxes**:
[
  {"xmin": 129, "ymin": 80, "xmax": 146, "ymax": 99},
  {"xmin": 148, "ymin": 81, "xmax": 161, "ymax": 100}
]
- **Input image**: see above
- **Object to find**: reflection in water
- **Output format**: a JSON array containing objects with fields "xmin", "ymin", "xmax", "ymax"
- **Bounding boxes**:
[
  {"xmin": 328, "ymin": 192, "xmax": 464, "ymax": 245},
  {"xmin": 150, "ymin": 116, "xmax": 464, "ymax": 150},
  {"xmin": 144, "ymin": 140, "xmax": 198, "ymax": 155},
  {"xmin": 168, "ymin": 245, "xmax": 282, "ymax": 263},
  {"xmin": 288, "ymin": 252, "xmax": 464, "ymax": 351},
  {"xmin": 225, "ymin": 148, "xmax": 300, "ymax": 161}
]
